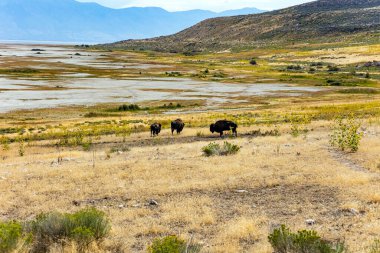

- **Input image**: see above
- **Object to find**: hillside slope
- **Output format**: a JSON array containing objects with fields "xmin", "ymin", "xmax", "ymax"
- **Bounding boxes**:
[
  {"xmin": 0, "ymin": 0, "xmax": 264, "ymax": 43},
  {"xmin": 107, "ymin": 0, "xmax": 380, "ymax": 52}
]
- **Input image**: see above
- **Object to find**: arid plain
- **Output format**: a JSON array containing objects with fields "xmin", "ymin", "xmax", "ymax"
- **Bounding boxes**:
[{"xmin": 0, "ymin": 42, "xmax": 380, "ymax": 252}]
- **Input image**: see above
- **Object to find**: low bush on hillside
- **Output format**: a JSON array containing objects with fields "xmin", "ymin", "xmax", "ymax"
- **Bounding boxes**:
[
  {"xmin": 202, "ymin": 142, "xmax": 240, "ymax": 156},
  {"xmin": 148, "ymin": 235, "xmax": 202, "ymax": 253},
  {"xmin": 330, "ymin": 115, "xmax": 363, "ymax": 152},
  {"xmin": 286, "ymin": 115, "xmax": 311, "ymax": 137},
  {"xmin": 328, "ymin": 65, "xmax": 340, "ymax": 72},
  {"xmin": 268, "ymin": 225, "xmax": 345, "ymax": 253},
  {"xmin": 249, "ymin": 58, "xmax": 257, "ymax": 65},
  {"xmin": 27, "ymin": 208, "xmax": 110, "ymax": 252},
  {"xmin": 0, "ymin": 221, "xmax": 29, "ymax": 253},
  {"xmin": 287, "ymin": 65, "xmax": 302, "ymax": 71},
  {"xmin": 370, "ymin": 239, "xmax": 380, "ymax": 253}
]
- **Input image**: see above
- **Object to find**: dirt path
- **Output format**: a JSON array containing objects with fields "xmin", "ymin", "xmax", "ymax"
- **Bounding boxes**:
[{"xmin": 328, "ymin": 148, "xmax": 379, "ymax": 177}]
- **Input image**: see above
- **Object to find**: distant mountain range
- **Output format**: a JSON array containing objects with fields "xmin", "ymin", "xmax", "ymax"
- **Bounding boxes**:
[
  {"xmin": 0, "ymin": 0, "xmax": 264, "ymax": 43},
  {"xmin": 107, "ymin": 0, "xmax": 380, "ymax": 52}
]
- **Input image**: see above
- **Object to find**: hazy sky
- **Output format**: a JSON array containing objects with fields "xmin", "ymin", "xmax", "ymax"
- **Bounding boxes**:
[{"xmin": 76, "ymin": 0, "xmax": 315, "ymax": 12}]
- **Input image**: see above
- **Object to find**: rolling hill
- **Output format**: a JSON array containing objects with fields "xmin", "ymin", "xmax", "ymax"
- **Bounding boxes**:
[
  {"xmin": 0, "ymin": 0, "xmax": 264, "ymax": 43},
  {"xmin": 106, "ymin": 0, "xmax": 380, "ymax": 52}
]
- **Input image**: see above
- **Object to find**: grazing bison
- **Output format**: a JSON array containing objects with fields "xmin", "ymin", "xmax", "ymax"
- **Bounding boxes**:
[
  {"xmin": 150, "ymin": 123, "xmax": 162, "ymax": 137},
  {"xmin": 210, "ymin": 120, "xmax": 238, "ymax": 137},
  {"xmin": 171, "ymin": 119, "xmax": 185, "ymax": 135}
]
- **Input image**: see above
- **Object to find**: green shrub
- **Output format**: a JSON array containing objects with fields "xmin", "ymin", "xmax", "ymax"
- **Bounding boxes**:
[
  {"xmin": 148, "ymin": 235, "xmax": 202, "ymax": 253},
  {"xmin": 0, "ymin": 136, "xmax": 10, "ymax": 151},
  {"xmin": 202, "ymin": 142, "xmax": 240, "ymax": 156},
  {"xmin": 0, "ymin": 221, "xmax": 24, "ymax": 253},
  {"xmin": 288, "ymin": 115, "xmax": 311, "ymax": 137},
  {"xmin": 370, "ymin": 239, "xmax": 380, "ymax": 253},
  {"xmin": 268, "ymin": 225, "xmax": 345, "ymax": 253},
  {"xmin": 17, "ymin": 138, "xmax": 25, "ymax": 157},
  {"xmin": 328, "ymin": 65, "xmax": 340, "ymax": 72},
  {"xmin": 28, "ymin": 208, "xmax": 110, "ymax": 252},
  {"xmin": 70, "ymin": 208, "xmax": 110, "ymax": 241},
  {"xmin": 330, "ymin": 116, "xmax": 363, "ymax": 152},
  {"xmin": 196, "ymin": 131, "xmax": 205, "ymax": 137},
  {"xmin": 249, "ymin": 59, "xmax": 257, "ymax": 65},
  {"xmin": 287, "ymin": 65, "xmax": 302, "ymax": 71},
  {"xmin": 148, "ymin": 235, "xmax": 185, "ymax": 253}
]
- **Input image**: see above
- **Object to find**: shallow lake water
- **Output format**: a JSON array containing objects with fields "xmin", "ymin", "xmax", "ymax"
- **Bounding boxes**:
[{"xmin": 0, "ymin": 44, "xmax": 323, "ymax": 113}]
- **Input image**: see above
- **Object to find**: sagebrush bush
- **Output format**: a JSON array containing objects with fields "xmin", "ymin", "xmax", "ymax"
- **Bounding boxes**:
[
  {"xmin": 0, "ymin": 221, "xmax": 26, "ymax": 253},
  {"xmin": 330, "ymin": 116, "xmax": 363, "ymax": 152},
  {"xmin": 268, "ymin": 225, "xmax": 345, "ymax": 253},
  {"xmin": 287, "ymin": 115, "xmax": 310, "ymax": 137},
  {"xmin": 27, "ymin": 208, "xmax": 110, "ymax": 252},
  {"xmin": 370, "ymin": 239, "xmax": 380, "ymax": 253},
  {"xmin": 202, "ymin": 142, "xmax": 240, "ymax": 156},
  {"xmin": 0, "ymin": 136, "xmax": 10, "ymax": 151},
  {"xmin": 148, "ymin": 235, "xmax": 201, "ymax": 253}
]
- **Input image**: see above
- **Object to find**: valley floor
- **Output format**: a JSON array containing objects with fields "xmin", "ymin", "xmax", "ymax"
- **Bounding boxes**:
[
  {"xmin": 1, "ymin": 120, "xmax": 380, "ymax": 252},
  {"xmin": 0, "ymin": 42, "xmax": 380, "ymax": 252}
]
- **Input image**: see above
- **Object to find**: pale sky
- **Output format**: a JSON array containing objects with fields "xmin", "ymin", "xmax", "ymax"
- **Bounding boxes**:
[{"xmin": 76, "ymin": 0, "xmax": 315, "ymax": 12}]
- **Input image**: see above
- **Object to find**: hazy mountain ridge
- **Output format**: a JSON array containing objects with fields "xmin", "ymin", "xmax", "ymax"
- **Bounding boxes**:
[
  {"xmin": 107, "ymin": 0, "xmax": 380, "ymax": 52},
  {"xmin": 0, "ymin": 0, "xmax": 264, "ymax": 43}
]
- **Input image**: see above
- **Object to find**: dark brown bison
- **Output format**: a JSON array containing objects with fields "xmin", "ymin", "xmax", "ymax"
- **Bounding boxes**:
[
  {"xmin": 171, "ymin": 119, "xmax": 185, "ymax": 135},
  {"xmin": 150, "ymin": 123, "xmax": 162, "ymax": 137},
  {"xmin": 210, "ymin": 120, "xmax": 238, "ymax": 137}
]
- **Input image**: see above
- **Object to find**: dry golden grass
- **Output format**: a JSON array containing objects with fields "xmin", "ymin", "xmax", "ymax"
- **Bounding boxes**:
[
  {"xmin": 0, "ymin": 42, "xmax": 380, "ymax": 252},
  {"xmin": 1, "ymin": 117, "xmax": 380, "ymax": 252}
]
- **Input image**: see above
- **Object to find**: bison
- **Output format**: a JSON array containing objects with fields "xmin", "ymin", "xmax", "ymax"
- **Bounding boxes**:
[
  {"xmin": 210, "ymin": 120, "xmax": 238, "ymax": 137},
  {"xmin": 150, "ymin": 123, "xmax": 162, "ymax": 137},
  {"xmin": 171, "ymin": 119, "xmax": 185, "ymax": 135}
]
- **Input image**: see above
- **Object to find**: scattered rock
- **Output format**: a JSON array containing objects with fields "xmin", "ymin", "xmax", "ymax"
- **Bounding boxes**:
[
  {"xmin": 148, "ymin": 199, "xmax": 159, "ymax": 206},
  {"xmin": 305, "ymin": 219, "xmax": 316, "ymax": 226},
  {"xmin": 118, "ymin": 204, "xmax": 125, "ymax": 209},
  {"xmin": 235, "ymin": 189, "xmax": 248, "ymax": 193},
  {"xmin": 349, "ymin": 208, "xmax": 359, "ymax": 215}
]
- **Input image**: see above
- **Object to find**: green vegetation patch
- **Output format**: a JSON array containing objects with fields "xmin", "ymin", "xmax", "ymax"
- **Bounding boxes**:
[{"xmin": 268, "ymin": 225, "xmax": 345, "ymax": 253}]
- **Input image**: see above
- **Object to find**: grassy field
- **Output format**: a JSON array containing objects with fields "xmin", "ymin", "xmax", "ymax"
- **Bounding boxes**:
[{"xmin": 0, "ymin": 43, "xmax": 380, "ymax": 252}]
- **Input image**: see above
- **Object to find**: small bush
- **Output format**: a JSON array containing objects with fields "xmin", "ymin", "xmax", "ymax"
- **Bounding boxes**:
[
  {"xmin": 148, "ymin": 235, "xmax": 202, "ymax": 253},
  {"xmin": 326, "ymin": 79, "xmax": 342, "ymax": 86},
  {"xmin": 17, "ymin": 138, "xmax": 25, "ymax": 157},
  {"xmin": 328, "ymin": 65, "xmax": 340, "ymax": 72},
  {"xmin": 287, "ymin": 65, "xmax": 302, "ymax": 71},
  {"xmin": 0, "ymin": 221, "xmax": 25, "ymax": 253},
  {"xmin": 370, "ymin": 239, "xmax": 380, "ymax": 253},
  {"xmin": 28, "ymin": 208, "xmax": 110, "ymax": 252},
  {"xmin": 249, "ymin": 59, "xmax": 257, "ymax": 65},
  {"xmin": 268, "ymin": 225, "xmax": 345, "ymax": 253},
  {"xmin": 330, "ymin": 116, "xmax": 363, "ymax": 152},
  {"xmin": 196, "ymin": 131, "xmax": 205, "ymax": 137},
  {"xmin": 0, "ymin": 136, "xmax": 10, "ymax": 151},
  {"xmin": 148, "ymin": 235, "xmax": 185, "ymax": 253},
  {"xmin": 159, "ymin": 103, "xmax": 182, "ymax": 109},
  {"xmin": 202, "ymin": 142, "xmax": 240, "ymax": 156},
  {"xmin": 288, "ymin": 115, "xmax": 311, "ymax": 137}
]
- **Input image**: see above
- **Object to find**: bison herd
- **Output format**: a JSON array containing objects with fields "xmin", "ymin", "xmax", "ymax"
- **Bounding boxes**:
[{"xmin": 150, "ymin": 119, "xmax": 238, "ymax": 137}]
